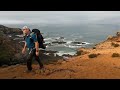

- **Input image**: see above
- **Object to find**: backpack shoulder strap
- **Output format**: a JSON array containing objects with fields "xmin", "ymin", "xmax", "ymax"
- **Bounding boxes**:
[
  {"xmin": 30, "ymin": 32, "xmax": 34, "ymax": 37},
  {"xmin": 24, "ymin": 32, "xmax": 35, "ymax": 41},
  {"xmin": 29, "ymin": 32, "xmax": 35, "ymax": 42}
]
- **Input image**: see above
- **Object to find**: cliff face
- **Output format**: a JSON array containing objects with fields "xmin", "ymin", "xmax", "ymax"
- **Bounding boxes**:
[{"xmin": 0, "ymin": 25, "xmax": 23, "ymax": 66}]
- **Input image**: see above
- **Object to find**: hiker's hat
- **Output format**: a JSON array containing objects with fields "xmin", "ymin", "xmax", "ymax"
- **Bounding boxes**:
[{"xmin": 22, "ymin": 26, "xmax": 28, "ymax": 30}]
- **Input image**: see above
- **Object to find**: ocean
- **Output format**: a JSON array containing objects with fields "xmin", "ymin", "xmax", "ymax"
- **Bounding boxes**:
[{"xmin": 5, "ymin": 23, "xmax": 120, "ymax": 56}]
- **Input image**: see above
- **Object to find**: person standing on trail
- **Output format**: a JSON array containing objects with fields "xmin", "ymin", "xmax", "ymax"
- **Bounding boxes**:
[{"xmin": 21, "ymin": 26, "xmax": 44, "ymax": 73}]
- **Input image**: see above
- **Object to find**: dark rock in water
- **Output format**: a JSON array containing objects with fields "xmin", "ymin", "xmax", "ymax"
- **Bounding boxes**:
[
  {"xmin": 62, "ymin": 54, "xmax": 73, "ymax": 57},
  {"xmin": 51, "ymin": 37, "xmax": 66, "ymax": 44},
  {"xmin": 81, "ymin": 42, "xmax": 86, "ymax": 44},
  {"xmin": 59, "ymin": 37, "xmax": 64, "ymax": 39},
  {"xmin": 46, "ymin": 43, "xmax": 54, "ymax": 46},
  {"xmin": 71, "ymin": 41, "xmax": 82, "ymax": 44},
  {"xmin": 52, "ymin": 41, "xmax": 66, "ymax": 44},
  {"xmin": 71, "ymin": 41, "xmax": 87, "ymax": 45},
  {"xmin": 44, "ymin": 50, "xmax": 57, "ymax": 53}
]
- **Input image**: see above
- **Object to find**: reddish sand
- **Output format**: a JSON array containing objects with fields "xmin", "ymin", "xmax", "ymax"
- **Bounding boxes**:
[{"xmin": 1, "ymin": 40, "xmax": 120, "ymax": 79}]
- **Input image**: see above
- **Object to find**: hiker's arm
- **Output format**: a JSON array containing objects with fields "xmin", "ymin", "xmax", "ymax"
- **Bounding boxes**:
[
  {"xmin": 35, "ymin": 41, "xmax": 39, "ymax": 51},
  {"xmin": 23, "ymin": 42, "xmax": 27, "ymax": 50},
  {"xmin": 32, "ymin": 34, "xmax": 39, "ymax": 56},
  {"xmin": 22, "ymin": 42, "xmax": 27, "ymax": 54},
  {"xmin": 35, "ymin": 41, "xmax": 39, "ymax": 56},
  {"xmin": 32, "ymin": 34, "xmax": 39, "ymax": 51}
]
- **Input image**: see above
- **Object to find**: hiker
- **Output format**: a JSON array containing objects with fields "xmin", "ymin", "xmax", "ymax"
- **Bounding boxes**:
[{"xmin": 22, "ymin": 26, "xmax": 44, "ymax": 72}]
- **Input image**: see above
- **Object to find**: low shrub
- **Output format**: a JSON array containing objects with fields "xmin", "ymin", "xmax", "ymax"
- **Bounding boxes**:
[
  {"xmin": 111, "ymin": 42, "xmax": 119, "ymax": 47},
  {"xmin": 112, "ymin": 53, "xmax": 120, "ymax": 57},
  {"xmin": 88, "ymin": 54, "xmax": 98, "ymax": 58}
]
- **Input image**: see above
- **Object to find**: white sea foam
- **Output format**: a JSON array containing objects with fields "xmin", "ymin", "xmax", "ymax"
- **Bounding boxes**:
[
  {"xmin": 66, "ymin": 40, "xmax": 72, "ymax": 44},
  {"xmin": 83, "ymin": 42, "xmax": 90, "ymax": 44},
  {"xmin": 44, "ymin": 37, "xmax": 53, "ymax": 41},
  {"xmin": 56, "ymin": 51, "xmax": 76, "ymax": 56},
  {"xmin": 67, "ymin": 45, "xmax": 83, "ymax": 48},
  {"xmin": 44, "ymin": 36, "xmax": 91, "ymax": 55}
]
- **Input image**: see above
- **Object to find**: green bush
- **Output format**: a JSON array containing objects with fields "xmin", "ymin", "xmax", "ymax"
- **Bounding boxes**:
[
  {"xmin": 76, "ymin": 50, "xmax": 83, "ymax": 56},
  {"xmin": 111, "ymin": 42, "xmax": 119, "ymax": 47},
  {"xmin": 93, "ymin": 47, "xmax": 96, "ymax": 49},
  {"xmin": 112, "ymin": 53, "xmax": 120, "ymax": 57},
  {"xmin": 88, "ymin": 54, "xmax": 98, "ymax": 58}
]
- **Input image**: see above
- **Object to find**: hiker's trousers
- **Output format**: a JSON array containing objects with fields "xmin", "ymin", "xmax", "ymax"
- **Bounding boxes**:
[{"xmin": 26, "ymin": 48, "xmax": 43, "ymax": 70}]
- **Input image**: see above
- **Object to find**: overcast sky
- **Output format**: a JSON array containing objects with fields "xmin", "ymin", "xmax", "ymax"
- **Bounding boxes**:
[{"xmin": 0, "ymin": 11, "xmax": 120, "ymax": 25}]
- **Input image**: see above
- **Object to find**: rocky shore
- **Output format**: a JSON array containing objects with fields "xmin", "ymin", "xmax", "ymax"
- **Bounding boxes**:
[{"xmin": 1, "ymin": 25, "xmax": 120, "ymax": 79}]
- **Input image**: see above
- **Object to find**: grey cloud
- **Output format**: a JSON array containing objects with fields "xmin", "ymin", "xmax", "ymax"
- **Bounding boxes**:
[{"xmin": 0, "ymin": 11, "xmax": 120, "ymax": 24}]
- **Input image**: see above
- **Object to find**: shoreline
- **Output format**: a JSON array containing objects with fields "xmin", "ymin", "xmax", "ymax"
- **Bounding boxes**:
[
  {"xmin": 2, "ymin": 24, "xmax": 120, "ymax": 78},
  {"xmin": 0, "ymin": 33, "xmax": 120, "ymax": 79}
]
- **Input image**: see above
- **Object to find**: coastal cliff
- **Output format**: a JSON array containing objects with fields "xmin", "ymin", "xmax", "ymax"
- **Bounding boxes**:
[{"xmin": 1, "ymin": 26, "xmax": 120, "ymax": 79}]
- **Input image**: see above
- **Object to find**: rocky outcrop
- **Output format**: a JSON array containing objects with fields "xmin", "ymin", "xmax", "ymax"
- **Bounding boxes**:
[
  {"xmin": 106, "ymin": 32, "xmax": 120, "ymax": 42},
  {"xmin": 116, "ymin": 32, "xmax": 120, "ymax": 37},
  {"xmin": 0, "ymin": 25, "xmax": 24, "ymax": 66},
  {"xmin": 0, "ymin": 25, "xmax": 22, "ymax": 35},
  {"xmin": 0, "ymin": 33, "xmax": 16, "ymax": 65}
]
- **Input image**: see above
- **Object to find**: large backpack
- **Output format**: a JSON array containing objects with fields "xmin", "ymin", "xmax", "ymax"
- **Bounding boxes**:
[{"xmin": 31, "ymin": 29, "xmax": 46, "ymax": 49}]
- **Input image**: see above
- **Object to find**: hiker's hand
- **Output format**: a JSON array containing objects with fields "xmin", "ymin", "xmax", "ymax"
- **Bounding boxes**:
[
  {"xmin": 36, "ymin": 51, "xmax": 39, "ymax": 56},
  {"xmin": 22, "ymin": 49, "xmax": 25, "ymax": 54}
]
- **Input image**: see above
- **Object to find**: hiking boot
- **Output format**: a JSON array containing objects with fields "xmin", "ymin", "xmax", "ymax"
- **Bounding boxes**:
[
  {"xmin": 40, "ymin": 67, "xmax": 45, "ymax": 73},
  {"xmin": 35, "ymin": 67, "xmax": 45, "ymax": 74}
]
